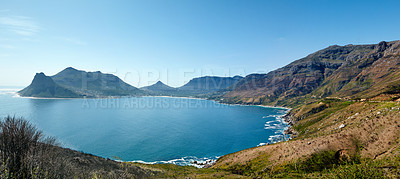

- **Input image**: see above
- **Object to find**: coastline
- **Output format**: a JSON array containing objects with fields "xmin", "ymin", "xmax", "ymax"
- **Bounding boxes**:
[
  {"xmin": 216, "ymin": 100, "xmax": 291, "ymax": 110},
  {"xmin": 16, "ymin": 94, "xmax": 85, "ymax": 100},
  {"xmin": 14, "ymin": 92, "xmax": 291, "ymax": 111},
  {"xmin": 15, "ymin": 93, "xmax": 140, "ymax": 100},
  {"xmin": 129, "ymin": 156, "xmax": 219, "ymax": 168},
  {"xmin": 216, "ymin": 100, "xmax": 293, "ymax": 145},
  {"xmin": 253, "ymin": 104, "xmax": 291, "ymax": 110},
  {"xmin": 228, "ymin": 102, "xmax": 295, "ymax": 143},
  {"xmin": 143, "ymin": 95, "xmax": 207, "ymax": 100},
  {"xmin": 217, "ymin": 102, "xmax": 294, "ymax": 140},
  {"xmin": 15, "ymin": 93, "xmax": 207, "ymax": 100},
  {"xmin": 147, "ymin": 96, "xmax": 292, "ymax": 112}
]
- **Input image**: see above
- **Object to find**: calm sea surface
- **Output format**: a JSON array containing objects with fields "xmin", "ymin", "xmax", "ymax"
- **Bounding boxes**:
[{"xmin": 0, "ymin": 88, "xmax": 289, "ymax": 166}]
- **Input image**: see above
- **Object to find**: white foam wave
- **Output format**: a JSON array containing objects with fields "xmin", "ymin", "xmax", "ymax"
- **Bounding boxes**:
[
  {"xmin": 268, "ymin": 134, "xmax": 291, "ymax": 144},
  {"xmin": 268, "ymin": 135, "xmax": 282, "ymax": 141},
  {"xmin": 0, "ymin": 89, "xmax": 19, "ymax": 95},
  {"xmin": 130, "ymin": 156, "xmax": 219, "ymax": 168},
  {"xmin": 263, "ymin": 114, "xmax": 285, "ymax": 119},
  {"xmin": 261, "ymin": 111, "xmax": 291, "ymax": 145}
]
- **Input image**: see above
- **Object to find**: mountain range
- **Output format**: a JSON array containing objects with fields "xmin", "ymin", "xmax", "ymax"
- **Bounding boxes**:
[
  {"xmin": 140, "ymin": 76, "xmax": 243, "ymax": 96},
  {"xmin": 19, "ymin": 67, "xmax": 143, "ymax": 98},
  {"xmin": 19, "ymin": 68, "xmax": 243, "ymax": 98},
  {"xmin": 212, "ymin": 40, "xmax": 400, "ymax": 178},
  {"xmin": 221, "ymin": 40, "xmax": 400, "ymax": 106},
  {"xmin": 20, "ymin": 40, "xmax": 400, "ymax": 102}
]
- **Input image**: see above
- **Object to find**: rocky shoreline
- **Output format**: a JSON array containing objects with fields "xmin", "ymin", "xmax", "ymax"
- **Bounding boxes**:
[{"xmin": 282, "ymin": 111, "xmax": 299, "ymax": 137}]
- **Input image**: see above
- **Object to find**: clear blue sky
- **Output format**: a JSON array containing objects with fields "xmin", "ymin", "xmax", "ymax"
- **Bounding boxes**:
[{"xmin": 1, "ymin": 0, "xmax": 399, "ymax": 87}]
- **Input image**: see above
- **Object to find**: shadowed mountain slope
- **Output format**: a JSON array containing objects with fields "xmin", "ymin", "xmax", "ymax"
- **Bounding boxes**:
[
  {"xmin": 18, "ymin": 73, "xmax": 81, "ymax": 98},
  {"xmin": 51, "ymin": 67, "xmax": 144, "ymax": 97}
]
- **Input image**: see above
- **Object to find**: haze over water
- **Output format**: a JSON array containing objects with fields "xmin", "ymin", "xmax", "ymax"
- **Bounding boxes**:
[{"xmin": 0, "ymin": 88, "xmax": 288, "ymax": 166}]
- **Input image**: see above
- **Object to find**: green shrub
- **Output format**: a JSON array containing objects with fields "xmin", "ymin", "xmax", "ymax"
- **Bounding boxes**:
[
  {"xmin": 296, "ymin": 150, "xmax": 360, "ymax": 172},
  {"xmin": 0, "ymin": 116, "xmax": 63, "ymax": 178},
  {"xmin": 334, "ymin": 162, "xmax": 386, "ymax": 179},
  {"xmin": 0, "ymin": 116, "xmax": 44, "ymax": 178},
  {"xmin": 299, "ymin": 150, "xmax": 338, "ymax": 172}
]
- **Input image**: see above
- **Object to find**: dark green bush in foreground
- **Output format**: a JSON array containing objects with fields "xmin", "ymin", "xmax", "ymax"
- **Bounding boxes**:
[
  {"xmin": 295, "ymin": 150, "xmax": 360, "ymax": 172},
  {"xmin": 284, "ymin": 150, "xmax": 387, "ymax": 178},
  {"xmin": 333, "ymin": 161, "xmax": 386, "ymax": 179},
  {"xmin": 299, "ymin": 150, "xmax": 339, "ymax": 172},
  {"xmin": 0, "ymin": 116, "xmax": 60, "ymax": 178},
  {"xmin": 267, "ymin": 150, "xmax": 386, "ymax": 178}
]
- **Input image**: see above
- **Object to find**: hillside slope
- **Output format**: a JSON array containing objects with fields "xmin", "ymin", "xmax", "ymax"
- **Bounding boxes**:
[
  {"xmin": 223, "ymin": 41, "xmax": 400, "ymax": 106},
  {"xmin": 209, "ymin": 40, "xmax": 400, "ymax": 178},
  {"xmin": 41, "ymin": 144, "xmax": 160, "ymax": 178},
  {"xmin": 212, "ymin": 100, "xmax": 400, "ymax": 178},
  {"xmin": 177, "ymin": 76, "xmax": 243, "ymax": 95},
  {"xmin": 140, "ymin": 76, "xmax": 244, "ymax": 97}
]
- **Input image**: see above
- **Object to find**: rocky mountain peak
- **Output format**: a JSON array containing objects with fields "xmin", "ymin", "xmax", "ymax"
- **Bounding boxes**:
[
  {"xmin": 65, "ymin": 67, "xmax": 78, "ymax": 71},
  {"xmin": 31, "ymin": 72, "xmax": 56, "ymax": 87},
  {"xmin": 376, "ymin": 41, "xmax": 387, "ymax": 52},
  {"xmin": 155, "ymin": 81, "xmax": 165, "ymax": 85}
]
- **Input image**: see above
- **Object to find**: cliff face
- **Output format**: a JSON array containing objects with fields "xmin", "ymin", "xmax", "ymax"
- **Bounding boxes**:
[
  {"xmin": 326, "ymin": 41, "xmax": 400, "ymax": 99},
  {"xmin": 224, "ymin": 41, "xmax": 400, "ymax": 106},
  {"xmin": 18, "ymin": 73, "xmax": 81, "ymax": 98}
]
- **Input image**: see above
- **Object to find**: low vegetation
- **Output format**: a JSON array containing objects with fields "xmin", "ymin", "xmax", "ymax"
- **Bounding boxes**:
[
  {"xmin": 128, "ymin": 163, "xmax": 247, "ymax": 178},
  {"xmin": 210, "ymin": 100, "xmax": 400, "ymax": 178},
  {"xmin": 0, "ymin": 116, "xmax": 60, "ymax": 178},
  {"xmin": 211, "ymin": 148, "xmax": 389, "ymax": 178}
]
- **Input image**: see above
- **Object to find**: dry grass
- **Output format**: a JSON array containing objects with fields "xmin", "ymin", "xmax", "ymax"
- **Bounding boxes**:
[{"xmin": 212, "ymin": 101, "xmax": 400, "ymax": 177}]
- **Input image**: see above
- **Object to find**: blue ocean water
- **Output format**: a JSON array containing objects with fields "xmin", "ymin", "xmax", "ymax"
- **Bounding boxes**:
[{"xmin": 0, "ymin": 88, "xmax": 289, "ymax": 166}]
